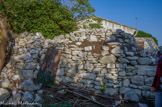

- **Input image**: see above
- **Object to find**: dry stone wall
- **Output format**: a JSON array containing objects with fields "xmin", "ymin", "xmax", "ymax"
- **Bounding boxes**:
[{"xmin": 0, "ymin": 28, "xmax": 156, "ymax": 103}]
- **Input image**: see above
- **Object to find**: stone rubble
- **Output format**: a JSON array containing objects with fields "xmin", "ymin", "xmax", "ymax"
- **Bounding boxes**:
[{"xmin": 0, "ymin": 28, "xmax": 157, "ymax": 104}]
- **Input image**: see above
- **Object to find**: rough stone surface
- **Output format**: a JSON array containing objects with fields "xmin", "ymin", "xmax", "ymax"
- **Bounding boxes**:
[
  {"xmin": 22, "ymin": 91, "xmax": 34, "ymax": 103},
  {"xmin": 21, "ymin": 79, "xmax": 42, "ymax": 91},
  {"xmin": 99, "ymin": 55, "xmax": 116, "ymax": 64},
  {"xmin": 0, "ymin": 88, "xmax": 10, "ymax": 101},
  {"xmin": 138, "ymin": 58, "xmax": 152, "ymax": 65},
  {"xmin": 0, "ymin": 27, "xmax": 157, "ymax": 104},
  {"xmin": 124, "ymin": 90, "xmax": 139, "ymax": 102}
]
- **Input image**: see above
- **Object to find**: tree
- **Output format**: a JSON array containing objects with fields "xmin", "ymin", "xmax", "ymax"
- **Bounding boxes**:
[
  {"xmin": 0, "ymin": 3, "xmax": 9, "ymax": 71},
  {"xmin": 0, "ymin": 0, "xmax": 95, "ymax": 71},
  {"xmin": 136, "ymin": 30, "xmax": 158, "ymax": 45},
  {"xmin": 59, "ymin": 0, "xmax": 95, "ymax": 19}
]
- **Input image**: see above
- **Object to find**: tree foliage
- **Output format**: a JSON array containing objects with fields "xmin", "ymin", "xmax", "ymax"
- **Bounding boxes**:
[
  {"xmin": 0, "ymin": 0, "xmax": 79, "ymax": 39},
  {"xmin": 136, "ymin": 30, "xmax": 158, "ymax": 45},
  {"xmin": 60, "ymin": 0, "xmax": 95, "ymax": 19}
]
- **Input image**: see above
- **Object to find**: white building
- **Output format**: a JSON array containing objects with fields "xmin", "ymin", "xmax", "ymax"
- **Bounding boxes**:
[{"xmin": 77, "ymin": 15, "xmax": 136, "ymax": 34}]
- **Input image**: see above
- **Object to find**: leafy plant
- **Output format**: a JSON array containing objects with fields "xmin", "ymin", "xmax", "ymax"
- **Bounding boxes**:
[
  {"xmin": 89, "ymin": 23, "xmax": 103, "ymax": 29},
  {"xmin": 0, "ymin": 35, "xmax": 2, "ymax": 40},
  {"xmin": 100, "ymin": 83, "xmax": 106, "ymax": 93},
  {"xmin": 89, "ymin": 17, "xmax": 103, "ymax": 29},
  {"xmin": 0, "ymin": 0, "xmax": 77, "ymax": 39},
  {"xmin": 136, "ymin": 30, "xmax": 158, "ymax": 45},
  {"xmin": 37, "ymin": 69, "xmax": 55, "ymax": 87}
]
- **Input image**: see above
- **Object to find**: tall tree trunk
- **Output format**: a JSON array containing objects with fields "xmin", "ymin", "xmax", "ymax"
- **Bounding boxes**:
[{"xmin": 0, "ymin": 18, "xmax": 9, "ymax": 71}]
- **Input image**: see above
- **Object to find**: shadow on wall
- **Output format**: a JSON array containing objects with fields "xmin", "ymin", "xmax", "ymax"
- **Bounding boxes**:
[{"xmin": 55, "ymin": 28, "xmax": 149, "ymax": 98}]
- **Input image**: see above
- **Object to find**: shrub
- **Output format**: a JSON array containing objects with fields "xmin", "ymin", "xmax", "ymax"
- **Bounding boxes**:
[
  {"xmin": 136, "ymin": 30, "xmax": 158, "ymax": 45},
  {"xmin": 0, "ymin": 0, "xmax": 77, "ymax": 39}
]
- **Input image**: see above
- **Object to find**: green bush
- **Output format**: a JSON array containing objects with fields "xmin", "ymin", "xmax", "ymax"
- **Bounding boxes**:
[
  {"xmin": 136, "ymin": 30, "xmax": 158, "ymax": 45},
  {"xmin": 0, "ymin": 0, "xmax": 77, "ymax": 39},
  {"xmin": 89, "ymin": 17, "xmax": 103, "ymax": 29}
]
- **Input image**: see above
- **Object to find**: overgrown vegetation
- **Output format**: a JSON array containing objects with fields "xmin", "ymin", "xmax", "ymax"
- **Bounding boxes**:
[
  {"xmin": 159, "ymin": 46, "xmax": 162, "ymax": 50},
  {"xmin": 136, "ymin": 30, "xmax": 158, "ymax": 45},
  {"xmin": 0, "ymin": 0, "xmax": 95, "ymax": 39},
  {"xmin": 89, "ymin": 17, "xmax": 103, "ymax": 29},
  {"xmin": 0, "ymin": 0, "xmax": 77, "ymax": 39},
  {"xmin": 100, "ymin": 83, "xmax": 106, "ymax": 93}
]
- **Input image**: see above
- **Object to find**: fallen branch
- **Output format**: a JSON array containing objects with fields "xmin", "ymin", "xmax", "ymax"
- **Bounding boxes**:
[{"xmin": 67, "ymin": 89, "xmax": 108, "ymax": 107}]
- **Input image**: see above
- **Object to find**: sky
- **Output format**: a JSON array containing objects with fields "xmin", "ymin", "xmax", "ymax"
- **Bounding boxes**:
[{"xmin": 89, "ymin": 0, "xmax": 162, "ymax": 46}]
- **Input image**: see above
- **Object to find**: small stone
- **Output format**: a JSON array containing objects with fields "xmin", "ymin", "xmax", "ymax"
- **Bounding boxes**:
[
  {"xmin": 89, "ymin": 35, "xmax": 98, "ymax": 41},
  {"xmin": 99, "ymin": 55, "xmax": 116, "ymax": 64},
  {"xmin": 125, "ymin": 52, "xmax": 134, "ymax": 56},
  {"xmin": 124, "ymin": 90, "xmax": 139, "ymax": 102},
  {"xmin": 119, "ymin": 71, "xmax": 126, "ymax": 76},
  {"xmin": 34, "ymin": 94, "xmax": 42, "ymax": 103},
  {"xmin": 13, "ymin": 92, "xmax": 22, "ymax": 102},
  {"xmin": 76, "ymin": 42, "xmax": 82, "ymax": 45},
  {"xmin": 0, "ymin": 88, "xmax": 10, "ymax": 101},
  {"xmin": 22, "ymin": 91, "xmax": 34, "ymax": 103},
  {"xmin": 56, "ymin": 68, "xmax": 65, "ymax": 76},
  {"xmin": 102, "ymin": 46, "xmax": 109, "ymax": 51},
  {"xmin": 37, "ymin": 90, "xmax": 44, "ymax": 94},
  {"xmin": 123, "ymin": 79, "xmax": 130, "ymax": 87},
  {"xmin": 21, "ymin": 79, "xmax": 42, "ymax": 91},
  {"xmin": 101, "ymin": 68, "xmax": 107, "ymax": 74},
  {"xmin": 12, "ymin": 75, "xmax": 21, "ymax": 81},
  {"xmin": 104, "ymin": 88, "xmax": 118, "ymax": 96},
  {"xmin": 111, "ymin": 46, "xmax": 123, "ymax": 54},
  {"xmin": 126, "ymin": 56, "xmax": 138, "ymax": 61},
  {"xmin": 131, "ymin": 76, "xmax": 144, "ymax": 86},
  {"xmin": 101, "ymin": 51, "xmax": 109, "ymax": 56},
  {"xmin": 107, "ymin": 63, "xmax": 116, "ymax": 68},
  {"xmin": 84, "ymin": 46, "xmax": 92, "ymax": 51},
  {"xmin": 138, "ymin": 103, "xmax": 148, "ymax": 107},
  {"xmin": 138, "ymin": 58, "xmax": 152, "ymax": 65},
  {"xmin": 118, "ymin": 57, "xmax": 129, "ymax": 63},
  {"xmin": 18, "ymin": 70, "xmax": 34, "ymax": 80},
  {"xmin": 2, "ymin": 80, "xmax": 10, "ymax": 88}
]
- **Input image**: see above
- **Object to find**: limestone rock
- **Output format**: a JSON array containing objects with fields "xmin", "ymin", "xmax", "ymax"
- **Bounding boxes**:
[
  {"xmin": 18, "ymin": 70, "xmax": 34, "ymax": 80},
  {"xmin": 138, "ymin": 58, "xmax": 152, "ymax": 65},
  {"xmin": 79, "ymin": 73, "xmax": 96, "ymax": 80},
  {"xmin": 131, "ymin": 76, "xmax": 144, "ymax": 86},
  {"xmin": 1, "ymin": 79, "xmax": 10, "ymax": 88},
  {"xmin": 84, "ymin": 46, "xmax": 92, "ymax": 51},
  {"xmin": 124, "ymin": 90, "xmax": 139, "ymax": 102},
  {"xmin": 89, "ymin": 35, "xmax": 97, "ymax": 41},
  {"xmin": 120, "ymin": 87, "xmax": 131, "ymax": 94},
  {"xmin": 0, "ymin": 88, "xmax": 10, "ymax": 101},
  {"xmin": 22, "ymin": 91, "xmax": 34, "ymax": 103},
  {"xmin": 126, "ymin": 56, "xmax": 138, "ymax": 61},
  {"xmin": 111, "ymin": 46, "xmax": 123, "ymax": 54},
  {"xmin": 56, "ymin": 68, "xmax": 65, "ymax": 76},
  {"xmin": 118, "ymin": 57, "xmax": 129, "ymax": 63},
  {"xmin": 99, "ymin": 55, "xmax": 116, "ymax": 64},
  {"xmin": 125, "ymin": 52, "xmax": 134, "ymax": 56},
  {"xmin": 102, "ymin": 46, "xmax": 109, "ymax": 51},
  {"xmin": 104, "ymin": 88, "xmax": 118, "ymax": 96},
  {"xmin": 107, "ymin": 63, "xmax": 116, "ymax": 68},
  {"xmin": 139, "ymin": 103, "xmax": 148, "ymax": 107},
  {"xmin": 21, "ymin": 79, "xmax": 42, "ymax": 91},
  {"xmin": 123, "ymin": 79, "xmax": 130, "ymax": 87}
]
